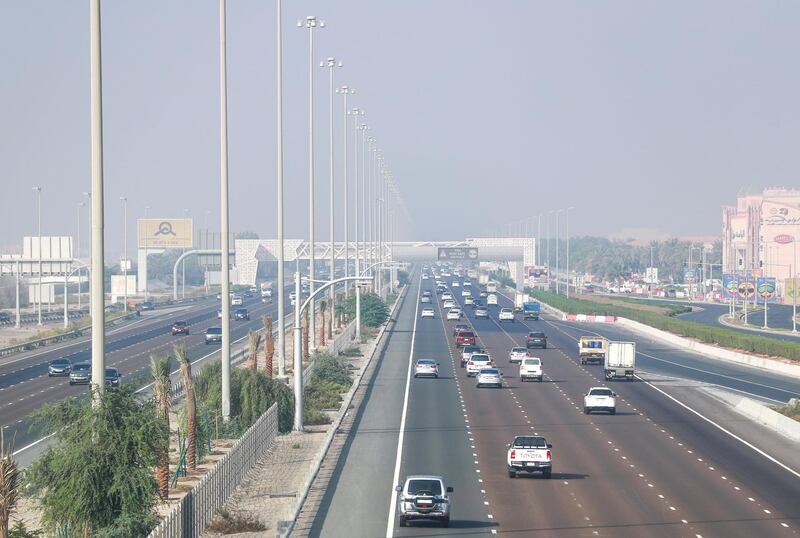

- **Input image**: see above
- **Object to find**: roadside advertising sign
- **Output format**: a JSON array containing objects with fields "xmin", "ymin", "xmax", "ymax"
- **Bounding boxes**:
[
  {"xmin": 722, "ymin": 274, "xmax": 738, "ymax": 299},
  {"xmin": 138, "ymin": 219, "xmax": 193, "ymax": 249},
  {"xmin": 683, "ymin": 268, "xmax": 696, "ymax": 283},
  {"xmin": 756, "ymin": 277, "xmax": 778, "ymax": 303}
]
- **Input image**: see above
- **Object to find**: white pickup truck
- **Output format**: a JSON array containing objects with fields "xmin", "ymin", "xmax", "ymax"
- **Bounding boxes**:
[
  {"xmin": 519, "ymin": 357, "xmax": 543, "ymax": 382},
  {"xmin": 507, "ymin": 435, "xmax": 552, "ymax": 478}
]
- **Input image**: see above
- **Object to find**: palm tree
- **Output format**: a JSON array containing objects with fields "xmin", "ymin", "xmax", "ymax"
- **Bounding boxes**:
[
  {"xmin": 150, "ymin": 354, "xmax": 171, "ymax": 499},
  {"xmin": 262, "ymin": 315, "xmax": 274, "ymax": 377},
  {"xmin": 302, "ymin": 310, "xmax": 310, "ymax": 364},
  {"xmin": 0, "ymin": 430, "xmax": 18, "ymax": 538},
  {"xmin": 174, "ymin": 346, "xmax": 196, "ymax": 471},
  {"xmin": 319, "ymin": 300, "xmax": 327, "ymax": 346},
  {"xmin": 246, "ymin": 331, "xmax": 261, "ymax": 371}
]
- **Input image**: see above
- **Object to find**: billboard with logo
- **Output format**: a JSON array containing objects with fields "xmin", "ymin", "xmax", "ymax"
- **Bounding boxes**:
[
  {"xmin": 683, "ymin": 268, "xmax": 696, "ymax": 283},
  {"xmin": 722, "ymin": 274, "xmax": 739, "ymax": 299},
  {"xmin": 762, "ymin": 202, "xmax": 800, "ymax": 226},
  {"xmin": 137, "ymin": 219, "xmax": 193, "ymax": 249},
  {"xmin": 785, "ymin": 278, "xmax": 799, "ymax": 301},
  {"xmin": 756, "ymin": 277, "xmax": 778, "ymax": 304}
]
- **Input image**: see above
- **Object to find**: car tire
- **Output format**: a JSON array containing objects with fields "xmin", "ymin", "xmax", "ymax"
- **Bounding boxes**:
[
  {"xmin": 399, "ymin": 516, "xmax": 407, "ymax": 528},
  {"xmin": 48, "ymin": 373, "xmax": 52, "ymax": 377},
  {"xmin": 610, "ymin": 409, "xmax": 616, "ymax": 415},
  {"xmin": 508, "ymin": 469, "xmax": 517, "ymax": 478},
  {"xmin": 69, "ymin": 381, "xmax": 74, "ymax": 386},
  {"xmin": 584, "ymin": 407, "xmax": 590, "ymax": 414},
  {"xmin": 543, "ymin": 469, "xmax": 552, "ymax": 479},
  {"xmin": 414, "ymin": 374, "xmax": 418, "ymax": 378},
  {"xmin": 538, "ymin": 376, "xmax": 543, "ymax": 382},
  {"xmin": 440, "ymin": 517, "xmax": 450, "ymax": 528}
]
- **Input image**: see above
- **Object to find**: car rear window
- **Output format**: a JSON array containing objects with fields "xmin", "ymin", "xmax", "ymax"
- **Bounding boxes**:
[
  {"xmin": 590, "ymin": 388, "xmax": 613, "ymax": 396},
  {"xmin": 513, "ymin": 436, "xmax": 547, "ymax": 448},
  {"xmin": 480, "ymin": 368, "xmax": 499, "ymax": 374},
  {"xmin": 512, "ymin": 348, "xmax": 527, "ymax": 353},
  {"xmin": 407, "ymin": 479, "xmax": 442, "ymax": 496},
  {"xmin": 471, "ymin": 354, "xmax": 490, "ymax": 361},
  {"xmin": 459, "ymin": 331, "xmax": 475, "ymax": 338},
  {"xmin": 51, "ymin": 359, "xmax": 70, "ymax": 365},
  {"xmin": 207, "ymin": 327, "xmax": 222, "ymax": 335},
  {"xmin": 523, "ymin": 358, "xmax": 540, "ymax": 365},
  {"xmin": 529, "ymin": 332, "xmax": 545, "ymax": 338},
  {"xmin": 73, "ymin": 364, "xmax": 90, "ymax": 372}
]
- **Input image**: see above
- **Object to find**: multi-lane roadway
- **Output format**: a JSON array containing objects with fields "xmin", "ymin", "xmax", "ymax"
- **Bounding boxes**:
[{"xmin": 309, "ymin": 270, "xmax": 800, "ymax": 537}]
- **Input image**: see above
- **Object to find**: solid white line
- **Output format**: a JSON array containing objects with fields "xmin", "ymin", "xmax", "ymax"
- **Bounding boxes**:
[{"xmin": 385, "ymin": 275, "xmax": 423, "ymax": 538}]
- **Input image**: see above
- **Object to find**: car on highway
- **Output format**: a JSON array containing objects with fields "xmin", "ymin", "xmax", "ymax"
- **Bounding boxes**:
[
  {"xmin": 441, "ymin": 292, "xmax": 453, "ymax": 301},
  {"xmin": 475, "ymin": 306, "xmax": 489, "ymax": 319},
  {"xmin": 455, "ymin": 330, "xmax": 475, "ymax": 347},
  {"xmin": 446, "ymin": 308, "xmax": 462, "ymax": 321},
  {"xmin": 0, "ymin": 312, "xmax": 11, "ymax": 323},
  {"xmin": 584, "ymin": 387, "xmax": 617, "ymax": 415},
  {"xmin": 466, "ymin": 353, "xmax": 492, "ymax": 376},
  {"xmin": 463, "ymin": 280, "xmax": 471, "ymax": 287},
  {"xmin": 498, "ymin": 307, "xmax": 515, "ymax": 322},
  {"xmin": 479, "ymin": 290, "xmax": 488, "ymax": 298},
  {"xmin": 414, "ymin": 359, "xmax": 440, "ymax": 378},
  {"xmin": 48, "ymin": 358, "xmax": 72, "ymax": 377},
  {"xmin": 471, "ymin": 298, "xmax": 483, "ymax": 308},
  {"xmin": 104, "ymin": 367, "xmax": 121, "ymax": 388},
  {"xmin": 442, "ymin": 299, "xmax": 455, "ymax": 309},
  {"xmin": 460, "ymin": 345, "xmax": 482, "ymax": 367},
  {"xmin": 420, "ymin": 295, "xmax": 431, "ymax": 304},
  {"xmin": 451, "ymin": 281, "xmax": 460, "ymax": 288},
  {"xmin": 138, "ymin": 301, "xmax": 155, "ymax": 311},
  {"xmin": 508, "ymin": 347, "xmax": 528, "ymax": 364},
  {"xmin": 396, "ymin": 475, "xmax": 453, "ymax": 528},
  {"xmin": 231, "ymin": 295, "xmax": 243, "ymax": 306},
  {"xmin": 233, "ymin": 308, "xmax": 250, "ymax": 321},
  {"xmin": 519, "ymin": 357, "xmax": 543, "ymax": 382},
  {"xmin": 422, "ymin": 273, "xmax": 429, "ymax": 280},
  {"xmin": 217, "ymin": 309, "xmax": 223, "ymax": 319},
  {"xmin": 171, "ymin": 320, "xmax": 190, "ymax": 335},
  {"xmin": 464, "ymin": 296, "xmax": 474, "ymax": 305},
  {"xmin": 453, "ymin": 323, "xmax": 469, "ymax": 336},
  {"xmin": 526, "ymin": 331, "xmax": 547, "ymax": 349},
  {"xmin": 205, "ymin": 326, "xmax": 223, "ymax": 345},
  {"xmin": 69, "ymin": 362, "xmax": 91, "ymax": 385},
  {"xmin": 461, "ymin": 289, "xmax": 471, "ymax": 297},
  {"xmin": 421, "ymin": 307, "xmax": 435, "ymax": 319},
  {"xmin": 507, "ymin": 435, "xmax": 552, "ymax": 478},
  {"xmin": 476, "ymin": 367, "xmax": 502, "ymax": 388}
]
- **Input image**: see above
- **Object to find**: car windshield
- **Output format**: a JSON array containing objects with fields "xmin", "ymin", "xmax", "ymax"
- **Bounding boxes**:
[
  {"xmin": 501, "ymin": 308, "xmax": 512, "ymax": 312},
  {"xmin": 174, "ymin": 321, "xmax": 187, "ymax": 326},
  {"xmin": 407, "ymin": 479, "xmax": 442, "ymax": 496},
  {"xmin": 51, "ymin": 359, "xmax": 70, "ymax": 365},
  {"xmin": 417, "ymin": 359, "xmax": 436, "ymax": 365},
  {"xmin": 73, "ymin": 364, "xmax": 90, "ymax": 372},
  {"xmin": 523, "ymin": 358, "xmax": 541, "ymax": 365},
  {"xmin": 513, "ymin": 436, "xmax": 547, "ymax": 448},
  {"xmin": 471, "ymin": 354, "xmax": 489, "ymax": 362},
  {"xmin": 590, "ymin": 388, "xmax": 613, "ymax": 397},
  {"xmin": 105, "ymin": 368, "xmax": 118, "ymax": 377},
  {"xmin": 529, "ymin": 332, "xmax": 545, "ymax": 338},
  {"xmin": 512, "ymin": 348, "xmax": 527, "ymax": 353},
  {"xmin": 480, "ymin": 368, "xmax": 499, "ymax": 375},
  {"xmin": 464, "ymin": 346, "xmax": 480, "ymax": 353},
  {"xmin": 459, "ymin": 331, "xmax": 474, "ymax": 338}
]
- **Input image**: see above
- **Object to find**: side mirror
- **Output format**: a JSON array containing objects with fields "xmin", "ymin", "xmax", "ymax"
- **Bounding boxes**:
[
  {"xmin": 395, "ymin": 485, "xmax": 402, "ymax": 492},
  {"xmin": 446, "ymin": 486, "xmax": 454, "ymax": 493},
  {"xmin": 547, "ymin": 444, "xmax": 552, "ymax": 449},
  {"xmin": 506, "ymin": 443, "xmax": 511, "ymax": 448}
]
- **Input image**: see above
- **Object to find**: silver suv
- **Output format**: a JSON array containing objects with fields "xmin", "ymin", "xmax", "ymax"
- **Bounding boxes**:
[{"xmin": 396, "ymin": 475, "xmax": 453, "ymax": 528}]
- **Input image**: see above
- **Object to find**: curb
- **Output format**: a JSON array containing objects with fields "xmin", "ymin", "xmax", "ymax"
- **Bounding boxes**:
[
  {"xmin": 280, "ymin": 285, "xmax": 408, "ymax": 537},
  {"xmin": 704, "ymin": 387, "xmax": 800, "ymax": 442}
]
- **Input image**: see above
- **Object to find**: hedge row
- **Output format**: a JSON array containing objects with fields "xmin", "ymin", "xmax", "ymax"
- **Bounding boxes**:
[{"xmin": 527, "ymin": 288, "xmax": 800, "ymax": 362}]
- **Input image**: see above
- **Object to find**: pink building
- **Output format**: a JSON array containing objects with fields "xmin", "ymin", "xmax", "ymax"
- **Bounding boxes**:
[{"xmin": 723, "ymin": 188, "xmax": 800, "ymax": 295}]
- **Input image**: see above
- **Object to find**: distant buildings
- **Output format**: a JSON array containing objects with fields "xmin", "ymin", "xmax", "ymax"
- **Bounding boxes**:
[{"xmin": 722, "ymin": 188, "xmax": 800, "ymax": 290}]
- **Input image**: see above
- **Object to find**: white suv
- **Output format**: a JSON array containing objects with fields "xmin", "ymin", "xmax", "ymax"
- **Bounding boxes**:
[
  {"xmin": 446, "ymin": 308, "xmax": 462, "ymax": 321},
  {"xmin": 519, "ymin": 357, "xmax": 543, "ymax": 382},
  {"xmin": 421, "ymin": 307, "xmax": 435, "ymax": 319},
  {"xmin": 498, "ymin": 308, "xmax": 515, "ymax": 322},
  {"xmin": 396, "ymin": 475, "xmax": 453, "ymax": 528},
  {"xmin": 584, "ymin": 387, "xmax": 616, "ymax": 414},
  {"xmin": 466, "ymin": 353, "xmax": 492, "ymax": 376}
]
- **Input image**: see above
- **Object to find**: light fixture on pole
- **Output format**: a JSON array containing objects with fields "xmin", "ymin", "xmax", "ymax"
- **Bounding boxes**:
[
  {"xmin": 275, "ymin": 0, "xmax": 287, "ymax": 378},
  {"xmin": 337, "ymin": 86, "xmax": 354, "ymax": 297},
  {"xmin": 322, "ymin": 57, "xmax": 342, "ymax": 335},
  {"xmin": 298, "ymin": 15, "xmax": 325, "ymax": 349},
  {"xmin": 120, "ymin": 196, "xmax": 128, "ymax": 312},
  {"xmin": 32, "ymin": 186, "xmax": 43, "ymax": 326}
]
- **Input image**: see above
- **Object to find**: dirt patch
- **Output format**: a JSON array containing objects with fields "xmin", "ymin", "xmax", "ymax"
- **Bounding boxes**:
[{"xmin": 576, "ymin": 294, "xmax": 675, "ymax": 315}]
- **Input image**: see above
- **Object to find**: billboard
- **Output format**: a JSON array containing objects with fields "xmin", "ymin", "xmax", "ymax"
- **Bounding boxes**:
[
  {"xmin": 683, "ymin": 268, "xmax": 696, "ymax": 283},
  {"xmin": 756, "ymin": 277, "xmax": 778, "ymax": 303},
  {"xmin": 138, "ymin": 219, "xmax": 193, "ymax": 249},
  {"xmin": 785, "ymin": 278, "xmax": 799, "ymax": 300},
  {"xmin": 722, "ymin": 274, "xmax": 739, "ymax": 299},
  {"xmin": 438, "ymin": 247, "xmax": 478, "ymax": 261},
  {"xmin": 645, "ymin": 267, "xmax": 658, "ymax": 284}
]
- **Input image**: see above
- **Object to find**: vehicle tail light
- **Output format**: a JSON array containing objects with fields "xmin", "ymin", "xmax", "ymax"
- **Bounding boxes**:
[
  {"xmin": 467, "ymin": 361, "xmax": 473, "ymax": 366},
  {"xmin": 510, "ymin": 449, "xmax": 516, "ymax": 459},
  {"xmin": 546, "ymin": 450, "xmax": 551, "ymax": 459}
]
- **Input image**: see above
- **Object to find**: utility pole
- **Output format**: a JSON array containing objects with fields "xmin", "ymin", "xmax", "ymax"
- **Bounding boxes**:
[
  {"xmin": 219, "ymin": 0, "xmax": 232, "ymax": 421},
  {"xmin": 275, "ymin": 0, "xmax": 287, "ymax": 378}
]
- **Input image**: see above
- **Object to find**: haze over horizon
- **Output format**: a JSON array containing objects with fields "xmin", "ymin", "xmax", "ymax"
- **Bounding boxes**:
[{"xmin": 3, "ymin": 1, "xmax": 799, "ymax": 257}]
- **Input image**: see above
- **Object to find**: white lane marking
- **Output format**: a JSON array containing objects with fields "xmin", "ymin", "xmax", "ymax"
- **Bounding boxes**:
[{"xmin": 385, "ymin": 276, "xmax": 422, "ymax": 538}]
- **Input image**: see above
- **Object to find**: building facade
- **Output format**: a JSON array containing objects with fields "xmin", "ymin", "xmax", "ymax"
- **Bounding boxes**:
[{"xmin": 722, "ymin": 188, "xmax": 800, "ymax": 293}]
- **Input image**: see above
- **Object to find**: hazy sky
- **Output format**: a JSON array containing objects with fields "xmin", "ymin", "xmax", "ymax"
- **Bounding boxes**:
[{"xmin": 2, "ymin": 1, "xmax": 799, "ymax": 259}]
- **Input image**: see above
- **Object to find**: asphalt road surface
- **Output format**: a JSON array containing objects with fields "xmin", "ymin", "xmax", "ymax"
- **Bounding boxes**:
[{"xmin": 310, "ymin": 272, "xmax": 800, "ymax": 537}]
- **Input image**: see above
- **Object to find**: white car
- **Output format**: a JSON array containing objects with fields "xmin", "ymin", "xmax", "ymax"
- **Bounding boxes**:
[
  {"xmin": 414, "ymin": 359, "xmax": 439, "ymax": 378},
  {"xmin": 443, "ymin": 299, "xmax": 456, "ymax": 309},
  {"xmin": 231, "ymin": 295, "xmax": 243, "ymax": 306},
  {"xmin": 461, "ymin": 289, "xmax": 472, "ymax": 297},
  {"xmin": 461, "ymin": 345, "xmax": 482, "ymax": 367},
  {"xmin": 217, "ymin": 309, "xmax": 223, "ymax": 319},
  {"xmin": 464, "ymin": 296, "xmax": 474, "ymax": 305},
  {"xmin": 584, "ymin": 387, "xmax": 617, "ymax": 414},
  {"xmin": 508, "ymin": 347, "xmax": 528, "ymax": 364},
  {"xmin": 476, "ymin": 367, "xmax": 502, "ymax": 388},
  {"xmin": 463, "ymin": 280, "xmax": 472, "ymax": 287},
  {"xmin": 520, "ymin": 357, "xmax": 543, "ymax": 382},
  {"xmin": 466, "ymin": 353, "xmax": 492, "ymax": 376},
  {"xmin": 421, "ymin": 307, "xmax": 435, "ymax": 319},
  {"xmin": 446, "ymin": 308, "xmax": 462, "ymax": 321},
  {"xmin": 441, "ymin": 292, "xmax": 453, "ymax": 301},
  {"xmin": 421, "ymin": 295, "xmax": 431, "ymax": 304},
  {"xmin": 498, "ymin": 307, "xmax": 515, "ymax": 322},
  {"xmin": 451, "ymin": 281, "xmax": 460, "ymax": 288},
  {"xmin": 422, "ymin": 273, "xmax": 429, "ymax": 280}
]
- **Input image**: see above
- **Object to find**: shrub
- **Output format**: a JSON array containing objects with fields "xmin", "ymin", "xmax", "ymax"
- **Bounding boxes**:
[
  {"xmin": 341, "ymin": 293, "xmax": 389, "ymax": 327},
  {"xmin": 311, "ymin": 353, "xmax": 353, "ymax": 387},
  {"xmin": 206, "ymin": 509, "xmax": 266, "ymax": 534}
]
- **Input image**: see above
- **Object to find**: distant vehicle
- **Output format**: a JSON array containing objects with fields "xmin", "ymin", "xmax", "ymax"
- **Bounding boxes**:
[
  {"xmin": 422, "ymin": 273, "xmax": 429, "ymax": 280},
  {"xmin": 579, "ymin": 336, "xmax": 606, "ymax": 365},
  {"xmin": 422, "ymin": 290, "xmax": 432, "ymax": 297},
  {"xmin": 463, "ymin": 280, "xmax": 472, "ymax": 287},
  {"xmin": 514, "ymin": 294, "xmax": 525, "ymax": 312},
  {"xmin": 584, "ymin": 387, "xmax": 616, "ymax": 414},
  {"xmin": 508, "ymin": 347, "xmax": 528, "ymax": 364},
  {"xmin": 421, "ymin": 307, "xmax": 435, "ymax": 319},
  {"xmin": 171, "ymin": 320, "xmax": 190, "ymax": 335},
  {"xmin": 486, "ymin": 282, "xmax": 497, "ymax": 293},
  {"xmin": 526, "ymin": 331, "xmax": 547, "ymax": 349},
  {"xmin": 451, "ymin": 281, "xmax": 460, "ymax": 288},
  {"xmin": 455, "ymin": 330, "xmax": 475, "ymax": 347},
  {"xmin": 260, "ymin": 282, "xmax": 273, "ymax": 297},
  {"xmin": 479, "ymin": 291, "xmax": 488, "ymax": 298},
  {"xmin": 69, "ymin": 363, "xmax": 91, "ymax": 385},
  {"xmin": 522, "ymin": 302, "xmax": 541, "ymax": 320},
  {"xmin": 476, "ymin": 367, "xmax": 502, "ymax": 388},
  {"xmin": 0, "ymin": 312, "xmax": 10, "ymax": 323},
  {"xmin": 498, "ymin": 308, "xmax": 515, "ymax": 322},
  {"xmin": 421, "ymin": 295, "xmax": 431, "ymax": 304},
  {"xmin": 507, "ymin": 435, "xmax": 552, "ymax": 478},
  {"xmin": 604, "ymin": 341, "xmax": 636, "ymax": 380},
  {"xmin": 464, "ymin": 296, "xmax": 474, "ymax": 305},
  {"xmin": 104, "ymin": 367, "xmax": 121, "ymax": 388},
  {"xmin": 138, "ymin": 301, "xmax": 155, "ymax": 311},
  {"xmin": 443, "ymin": 299, "xmax": 456, "ymax": 309},
  {"xmin": 486, "ymin": 293, "xmax": 498, "ymax": 306},
  {"xmin": 231, "ymin": 295, "xmax": 243, "ymax": 306},
  {"xmin": 396, "ymin": 475, "xmax": 453, "ymax": 528},
  {"xmin": 461, "ymin": 289, "xmax": 471, "ymax": 297},
  {"xmin": 441, "ymin": 292, "xmax": 453, "ymax": 301},
  {"xmin": 217, "ymin": 309, "xmax": 223, "ymax": 319},
  {"xmin": 205, "ymin": 326, "xmax": 223, "ymax": 345},
  {"xmin": 475, "ymin": 307, "xmax": 489, "ymax": 319},
  {"xmin": 466, "ymin": 353, "xmax": 492, "ymax": 376},
  {"xmin": 249, "ymin": 285, "xmax": 258, "ymax": 294},
  {"xmin": 48, "ymin": 358, "xmax": 72, "ymax": 377},
  {"xmin": 233, "ymin": 308, "xmax": 250, "ymax": 321},
  {"xmin": 461, "ymin": 345, "xmax": 482, "ymax": 367},
  {"xmin": 519, "ymin": 357, "xmax": 543, "ymax": 382},
  {"xmin": 453, "ymin": 324, "xmax": 469, "ymax": 336},
  {"xmin": 414, "ymin": 359, "xmax": 439, "ymax": 378},
  {"xmin": 446, "ymin": 308, "xmax": 462, "ymax": 321}
]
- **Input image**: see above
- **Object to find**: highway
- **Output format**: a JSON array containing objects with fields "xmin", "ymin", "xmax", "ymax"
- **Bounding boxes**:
[
  {"xmin": 677, "ymin": 301, "xmax": 800, "ymax": 340},
  {"xmin": 310, "ymin": 270, "xmax": 800, "ymax": 537},
  {"xmin": 0, "ymin": 285, "xmax": 294, "ymax": 451}
]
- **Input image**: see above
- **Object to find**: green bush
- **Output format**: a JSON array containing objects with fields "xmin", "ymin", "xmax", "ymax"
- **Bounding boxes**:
[
  {"xmin": 341, "ymin": 293, "xmax": 389, "ymax": 327},
  {"xmin": 311, "ymin": 352, "xmax": 353, "ymax": 387},
  {"xmin": 528, "ymin": 288, "xmax": 800, "ymax": 361}
]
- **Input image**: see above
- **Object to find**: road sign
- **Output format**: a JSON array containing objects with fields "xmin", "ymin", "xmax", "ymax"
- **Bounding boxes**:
[
  {"xmin": 645, "ymin": 267, "xmax": 658, "ymax": 284},
  {"xmin": 138, "ymin": 219, "xmax": 193, "ymax": 249},
  {"xmin": 438, "ymin": 247, "xmax": 478, "ymax": 261}
]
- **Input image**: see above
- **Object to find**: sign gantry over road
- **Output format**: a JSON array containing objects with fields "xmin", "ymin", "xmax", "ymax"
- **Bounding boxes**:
[{"xmin": 438, "ymin": 247, "xmax": 479, "ymax": 261}]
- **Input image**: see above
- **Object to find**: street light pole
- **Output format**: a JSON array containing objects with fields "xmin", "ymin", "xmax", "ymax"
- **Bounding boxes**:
[
  {"xmin": 219, "ymin": 0, "xmax": 232, "ymax": 421},
  {"xmin": 555, "ymin": 209, "xmax": 563, "ymax": 295},
  {"xmin": 276, "ymin": 0, "xmax": 287, "ymax": 378},
  {"xmin": 121, "ymin": 197, "xmax": 128, "ymax": 312},
  {"xmin": 300, "ymin": 15, "xmax": 324, "ymax": 350},
  {"xmin": 337, "ymin": 87, "xmax": 354, "ymax": 297},
  {"xmin": 351, "ymin": 112, "xmax": 362, "ymax": 287},
  {"xmin": 76, "ymin": 201, "xmax": 84, "ymax": 312},
  {"xmin": 32, "ymin": 187, "xmax": 42, "ymax": 325},
  {"xmin": 143, "ymin": 204, "xmax": 151, "ymax": 301},
  {"xmin": 324, "ymin": 58, "xmax": 341, "ymax": 333},
  {"xmin": 566, "ymin": 207, "xmax": 574, "ymax": 298},
  {"xmin": 793, "ymin": 239, "xmax": 797, "ymax": 334}
]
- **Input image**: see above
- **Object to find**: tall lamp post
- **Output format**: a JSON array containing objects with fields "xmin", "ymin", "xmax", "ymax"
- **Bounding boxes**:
[
  {"xmin": 32, "ymin": 186, "xmax": 43, "ymax": 325},
  {"xmin": 219, "ymin": 0, "xmax": 232, "ymax": 421},
  {"xmin": 299, "ymin": 15, "xmax": 324, "ymax": 349},
  {"xmin": 323, "ymin": 57, "xmax": 341, "ymax": 332},
  {"xmin": 120, "ymin": 196, "xmax": 128, "ymax": 312},
  {"xmin": 275, "ymin": 0, "xmax": 287, "ymax": 377},
  {"xmin": 555, "ymin": 209, "xmax": 564, "ymax": 294},
  {"xmin": 76, "ymin": 201, "xmax": 85, "ymax": 312},
  {"xmin": 337, "ymin": 87, "xmax": 354, "ymax": 296},
  {"xmin": 565, "ymin": 206, "xmax": 574, "ymax": 298}
]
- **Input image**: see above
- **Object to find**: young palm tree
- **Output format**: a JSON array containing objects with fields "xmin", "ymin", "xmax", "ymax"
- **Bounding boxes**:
[
  {"xmin": 319, "ymin": 300, "xmax": 327, "ymax": 347},
  {"xmin": 0, "ymin": 430, "xmax": 18, "ymax": 538},
  {"xmin": 150, "ymin": 354, "xmax": 172, "ymax": 499},
  {"xmin": 262, "ymin": 315, "xmax": 274, "ymax": 377},
  {"xmin": 174, "ymin": 346, "xmax": 196, "ymax": 471},
  {"xmin": 302, "ymin": 310, "xmax": 309, "ymax": 364},
  {"xmin": 246, "ymin": 331, "xmax": 261, "ymax": 371}
]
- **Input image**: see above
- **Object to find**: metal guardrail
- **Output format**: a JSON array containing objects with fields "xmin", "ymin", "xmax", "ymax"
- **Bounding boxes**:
[
  {"xmin": 146, "ymin": 404, "xmax": 279, "ymax": 538},
  {"xmin": 0, "ymin": 309, "xmax": 89, "ymax": 327}
]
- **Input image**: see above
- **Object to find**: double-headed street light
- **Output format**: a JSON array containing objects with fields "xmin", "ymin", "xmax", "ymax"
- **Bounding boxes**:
[
  {"xmin": 275, "ymin": 0, "xmax": 286, "ymax": 378},
  {"xmin": 337, "ymin": 87, "xmax": 355, "ymax": 296},
  {"xmin": 323, "ymin": 57, "xmax": 342, "ymax": 336}
]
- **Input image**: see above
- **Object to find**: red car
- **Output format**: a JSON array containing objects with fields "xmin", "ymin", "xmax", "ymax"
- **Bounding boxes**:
[
  {"xmin": 455, "ymin": 331, "xmax": 476, "ymax": 347},
  {"xmin": 453, "ymin": 324, "xmax": 469, "ymax": 336},
  {"xmin": 171, "ymin": 320, "xmax": 190, "ymax": 335}
]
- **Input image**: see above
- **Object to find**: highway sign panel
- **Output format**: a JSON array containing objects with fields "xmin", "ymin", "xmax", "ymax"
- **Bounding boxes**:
[
  {"xmin": 138, "ymin": 219, "xmax": 193, "ymax": 249},
  {"xmin": 438, "ymin": 247, "xmax": 478, "ymax": 261}
]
